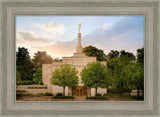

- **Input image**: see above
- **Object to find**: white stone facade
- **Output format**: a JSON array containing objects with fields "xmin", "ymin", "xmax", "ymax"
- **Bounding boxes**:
[{"xmin": 42, "ymin": 32, "xmax": 107, "ymax": 96}]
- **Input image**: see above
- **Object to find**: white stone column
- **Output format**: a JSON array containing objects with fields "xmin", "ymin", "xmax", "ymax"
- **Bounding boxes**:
[{"xmin": 65, "ymin": 86, "xmax": 68, "ymax": 96}]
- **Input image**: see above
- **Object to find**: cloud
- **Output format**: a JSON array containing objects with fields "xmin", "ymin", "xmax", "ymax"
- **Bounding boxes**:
[
  {"xmin": 39, "ymin": 21, "xmax": 65, "ymax": 35},
  {"xmin": 17, "ymin": 31, "xmax": 50, "ymax": 44},
  {"xmin": 19, "ymin": 17, "xmax": 144, "ymax": 58},
  {"xmin": 33, "ymin": 40, "xmax": 76, "ymax": 57}
]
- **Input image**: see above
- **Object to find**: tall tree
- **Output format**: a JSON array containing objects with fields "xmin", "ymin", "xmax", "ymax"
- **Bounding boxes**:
[
  {"xmin": 107, "ymin": 50, "xmax": 119, "ymax": 59},
  {"xmin": 33, "ymin": 68, "xmax": 42, "ymax": 84},
  {"xmin": 136, "ymin": 48, "xmax": 144, "ymax": 66},
  {"xmin": 81, "ymin": 61, "xmax": 107, "ymax": 95},
  {"xmin": 16, "ymin": 47, "xmax": 35, "ymax": 81},
  {"xmin": 50, "ymin": 64, "xmax": 79, "ymax": 96},
  {"xmin": 16, "ymin": 69, "xmax": 22, "ymax": 84},
  {"xmin": 133, "ymin": 64, "xmax": 144, "ymax": 96},
  {"xmin": 83, "ymin": 46, "xmax": 107, "ymax": 61},
  {"xmin": 32, "ymin": 51, "xmax": 53, "ymax": 68},
  {"xmin": 119, "ymin": 50, "xmax": 135, "ymax": 61}
]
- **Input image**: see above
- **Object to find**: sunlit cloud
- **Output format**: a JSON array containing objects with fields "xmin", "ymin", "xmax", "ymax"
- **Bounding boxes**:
[
  {"xmin": 17, "ymin": 31, "xmax": 50, "ymax": 43},
  {"xmin": 39, "ymin": 21, "xmax": 65, "ymax": 36}
]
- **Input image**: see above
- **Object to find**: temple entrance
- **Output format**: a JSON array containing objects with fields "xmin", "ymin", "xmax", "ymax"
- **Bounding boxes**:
[
  {"xmin": 72, "ymin": 87, "xmax": 87, "ymax": 96},
  {"xmin": 76, "ymin": 86, "xmax": 83, "ymax": 96}
]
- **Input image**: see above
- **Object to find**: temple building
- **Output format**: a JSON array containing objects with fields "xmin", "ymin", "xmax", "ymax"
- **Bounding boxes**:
[{"xmin": 42, "ymin": 25, "xmax": 107, "ymax": 96}]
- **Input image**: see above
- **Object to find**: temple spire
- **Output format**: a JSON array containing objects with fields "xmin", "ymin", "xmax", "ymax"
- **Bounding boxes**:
[{"xmin": 76, "ymin": 24, "xmax": 83, "ymax": 53}]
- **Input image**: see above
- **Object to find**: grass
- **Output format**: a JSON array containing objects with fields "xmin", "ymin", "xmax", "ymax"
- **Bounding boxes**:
[
  {"xmin": 86, "ymin": 96, "xmax": 108, "ymax": 99},
  {"xmin": 52, "ymin": 96, "xmax": 75, "ymax": 99}
]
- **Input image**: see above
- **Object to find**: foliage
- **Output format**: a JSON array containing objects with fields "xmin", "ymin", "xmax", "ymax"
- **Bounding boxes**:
[
  {"xmin": 16, "ymin": 90, "xmax": 26, "ymax": 92},
  {"xmin": 120, "ymin": 63, "xmax": 143, "ymax": 95},
  {"xmin": 16, "ymin": 69, "xmax": 22, "ymax": 85},
  {"xmin": 86, "ymin": 96, "xmax": 108, "ymax": 99},
  {"xmin": 107, "ymin": 50, "xmax": 136, "ymax": 89},
  {"xmin": 56, "ymin": 93, "xmax": 63, "ymax": 96},
  {"xmin": 119, "ymin": 50, "xmax": 136, "ymax": 61},
  {"xmin": 16, "ymin": 47, "xmax": 35, "ymax": 81},
  {"xmin": 107, "ymin": 88, "xmax": 128, "ymax": 94},
  {"xmin": 32, "ymin": 51, "xmax": 53, "ymax": 68},
  {"xmin": 83, "ymin": 46, "xmax": 107, "ymax": 61},
  {"xmin": 136, "ymin": 48, "xmax": 144, "ymax": 66},
  {"xmin": 52, "ymin": 96, "xmax": 75, "ymax": 99},
  {"xmin": 96, "ymin": 93, "xmax": 102, "ymax": 96},
  {"xmin": 107, "ymin": 50, "xmax": 119, "ymax": 59},
  {"xmin": 40, "ymin": 81, "xmax": 44, "ymax": 85},
  {"xmin": 33, "ymin": 68, "xmax": 42, "ymax": 84},
  {"xmin": 27, "ymin": 86, "xmax": 47, "ymax": 89},
  {"xmin": 103, "ymin": 93, "xmax": 144, "ymax": 100},
  {"xmin": 50, "ymin": 64, "xmax": 79, "ymax": 96},
  {"xmin": 45, "ymin": 92, "xmax": 53, "ymax": 96},
  {"xmin": 81, "ymin": 61, "xmax": 107, "ymax": 95},
  {"xmin": 17, "ymin": 81, "xmax": 33, "ymax": 85}
]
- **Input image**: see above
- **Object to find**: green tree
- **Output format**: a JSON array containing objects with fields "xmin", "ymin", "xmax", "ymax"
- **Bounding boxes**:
[
  {"xmin": 81, "ymin": 61, "xmax": 107, "ymax": 95},
  {"xmin": 50, "ymin": 64, "xmax": 79, "ymax": 96},
  {"xmin": 101, "ymin": 69, "xmax": 113, "ymax": 89},
  {"xmin": 107, "ymin": 50, "xmax": 119, "ymax": 59},
  {"xmin": 16, "ymin": 47, "xmax": 35, "ymax": 81},
  {"xmin": 137, "ymin": 48, "xmax": 144, "ymax": 66},
  {"xmin": 32, "ymin": 51, "xmax": 53, "ymax": 68},
  {"xmin": 33, "ymin": 68, "xmax": 42, "ymax": 84},
  {"xmin": 121, "ymin": 63, "xmax": 137, "ymax": 95},
  {"xmin": 16, "ymin": 69, "xmax": 22, "ymax": 84},
  {"xmin": 119, "ymin": 50, "xmax": 135, "ymax": 61},
  {"xmin": 83, "ymin": 46, "xmax": 107, "ymax": 61},
  {"xmin": 133, "ymin": 64, "xmax": 144, "ymax": 96}
]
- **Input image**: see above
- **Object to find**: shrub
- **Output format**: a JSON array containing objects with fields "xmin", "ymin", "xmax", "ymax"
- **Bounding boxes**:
[
  {"xmin": 40, "ymin": 81, "xmax": 43, "ymax": 85},
  {"xmin": 86, "ymin": 96, "xmax": 108, "ymax": 99},
  {"xmin": 52, "ymin": 96, "xmax": 75, "ymax": 99},
  {"xmin": 27, "ymin": 86, "xmax": 48, "ymax": 89},
  {"xmin": 56, "ymin": 93, "xmax": 62, "ymax": 96},
  {"xmin": 17, "ymin": 81, "xmax": 33, "ymax": 85},
  {"xmin": 16, "ymin": 90, "xmax": 26, "ymax": 92},
  {"xmin": 16, "ymin": 94, "xmax": 26, "ymax": 97},
  {"xmin": 103, "ymin": 93, "xmax": 107, "ymax": 96},
  {"xmin": 45, "ymin": 92, "xmax": 53, "ymax": 96},
  {"xmin": 96, "ymin": 93, "xmax": 102, "ymax": 96}
]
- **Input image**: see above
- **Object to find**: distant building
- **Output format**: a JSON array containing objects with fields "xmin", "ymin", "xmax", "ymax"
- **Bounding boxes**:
[{"xmin": 42, "ymin": 28, "xmax": 107, "ymax": 96}]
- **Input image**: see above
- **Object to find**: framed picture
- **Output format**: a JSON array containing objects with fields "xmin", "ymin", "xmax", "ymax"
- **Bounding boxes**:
[{"xmin": 0, "ymin": 0, "xmax": 159, "ymax": 117}]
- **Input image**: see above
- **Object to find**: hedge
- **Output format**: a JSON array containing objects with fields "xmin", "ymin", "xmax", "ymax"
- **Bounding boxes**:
[
  {"xmin": 45, "ymin": 92, "xmax": 53, "ymax": 96},
  {"xmin": 86, "ymin": 96, "xmax": 108, "ymax": 99},
  {"xmin": 52, "ymin": 96, "xmax": 75, "ymax": 99},
  {"xmin": 96, "ymin": 93, "xmax": 102, "ymax": 96},
  {"xmin": 56, "ymin": 93, "xmax": 62, "ymax": 96},
  {"xmin": 17, "ymin": 81, "xmax": 33, "ymax": 85},
  {"xmin": 28, "ymin": 86, "xmax": 47, "ymax": 89}
]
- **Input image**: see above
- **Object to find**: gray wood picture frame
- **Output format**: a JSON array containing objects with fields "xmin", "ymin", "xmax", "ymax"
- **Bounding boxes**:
[{"xmin": 0, "ymin": 0, "xmax": 159, "ymax": 116}]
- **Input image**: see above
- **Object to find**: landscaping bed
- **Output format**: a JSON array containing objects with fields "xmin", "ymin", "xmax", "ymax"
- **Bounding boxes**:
[
  {"xmin": 86, "ymin": 96, "xmax": 108, "ymax": 99},
  {"xmin": 52, "ymin": 96, "xmax": 75, "ymax": 99}
]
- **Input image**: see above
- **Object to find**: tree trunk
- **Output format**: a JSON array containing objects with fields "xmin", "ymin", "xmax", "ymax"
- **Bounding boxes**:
[
  {"xmin": 137, "ymin": 88, "xmax": 139, "ymax": 97},
  {"xmin": 95, "ymin": 88, "xmax": 97, "ymax": 96},
  {"xmin": 63, "ymin": 85, "xmax": 65, "ymax": 96}
]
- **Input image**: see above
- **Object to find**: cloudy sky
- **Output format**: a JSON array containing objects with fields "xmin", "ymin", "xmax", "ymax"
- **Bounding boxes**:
[{"xmin": 16, "ymin": 16, "xmax": 144, "ymax": 59}]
